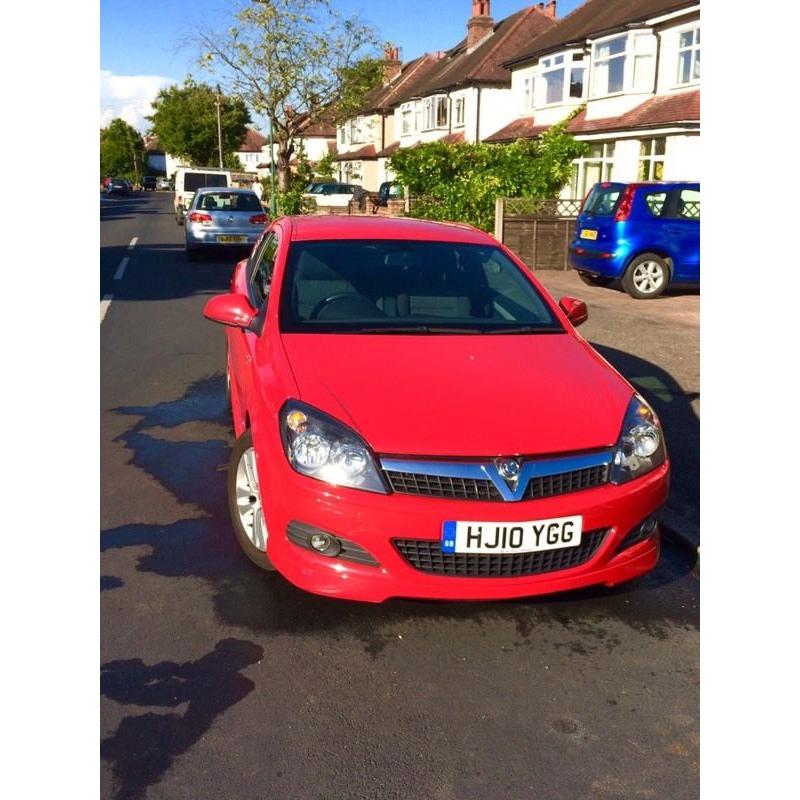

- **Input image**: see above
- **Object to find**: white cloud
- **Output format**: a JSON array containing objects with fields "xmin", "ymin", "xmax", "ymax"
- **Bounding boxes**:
[{"xmin": 100, "ymin": 70, "xmax": 177, "ymax": 132}]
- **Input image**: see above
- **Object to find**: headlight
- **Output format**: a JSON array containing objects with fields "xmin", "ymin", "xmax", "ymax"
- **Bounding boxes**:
[
  {"xmin": 610, "ymin": 395, "xmax": 667, "ymax": 484},
  {"xmin": 280, "ymin": 400, "xmax": 388, "ymax": 493}
]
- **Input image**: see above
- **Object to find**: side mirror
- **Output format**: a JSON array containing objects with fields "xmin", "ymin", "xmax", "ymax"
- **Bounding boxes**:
[
  {"xmin": 204, "ymin": 293, "xmax": 258, "ymax": 331},
  {"xmin": 559, "ymin": 296, "xmax": 588, "ymax": 327}
]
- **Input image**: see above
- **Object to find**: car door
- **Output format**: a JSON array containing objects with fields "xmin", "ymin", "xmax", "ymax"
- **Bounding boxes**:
[
  {"xmin": 662, "ymin": 186, "xmax": 700, "ymax": 282},
  {"xmin": 228, "ymin": 231, "xmax": 280, "ymax": 417}
]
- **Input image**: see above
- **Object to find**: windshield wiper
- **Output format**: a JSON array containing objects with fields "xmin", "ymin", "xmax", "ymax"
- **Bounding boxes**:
[
  {"xmin": 356, "ymin": 325, "xmax": 483, "ymax": 334},
  {"xmin": 486, "ymin": 326, "xmax": 563, "ymax": 334}
]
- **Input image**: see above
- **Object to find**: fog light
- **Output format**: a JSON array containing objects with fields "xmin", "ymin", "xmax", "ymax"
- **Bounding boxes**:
[
  {"xmin": 643, "ymin": 517, "xmax": 658, "ymax": 535},
  {"xmin": 310, "ymin": 533, "xmax": 341, "ymax": 556}
]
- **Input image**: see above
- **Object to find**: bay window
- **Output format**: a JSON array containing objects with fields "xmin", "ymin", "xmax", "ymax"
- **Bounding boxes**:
[
  {"xmin": 637, "ymin": 138, "xmax": 666, "ymax": 181},
  {"xmin": 536, "ymin": 52, "xmax": 585, "ymax": 106},
  {"xmin": 454, "ymin": 97, "xmax": 465, "ymax": 127},
  {"xmin": 592, "ymin": 35, "xmax": 627, "ymax": 96},
  {"xmin": 423, "ymin": 95, "xmax": 448, "ymax": 130},
  {"xmin": 570, "ymin": 141, "xmax": 616, "ymax": 198},
  {"xmin": 632, "ymin": 32, "xmax": 656, "ymax": 92},
  {"xmin": 677, "ymin": 27, "xmax": 700, "ymax": 85}
]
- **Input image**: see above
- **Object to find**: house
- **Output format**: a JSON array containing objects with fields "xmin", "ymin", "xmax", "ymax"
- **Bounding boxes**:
[
  {"xmin": 143, "ymin": 135, "xmax": 182, "ymax": 177},
  {"xmin": 334, "ymin": 48, "xmax": 444, "ymax": 191},
  {"xmin": 485, "ymin": 0, "xmax": 701, "ymax": 197},
  {"xmin": 256, "ymin": 109, "xmax": 338, "ymax": 179},
  {"xmin": 235, "ymin": 128, "xmax": 268, "ymax": 174},
  {"xmin": 389, "ymin": 1, "xmax": 557, "ymax": 150}
]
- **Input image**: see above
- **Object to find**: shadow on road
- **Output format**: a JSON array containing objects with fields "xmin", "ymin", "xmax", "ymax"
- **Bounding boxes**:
[{"xmin": 101, "ymin": 639, "xmax": 263, "ymax": 800}]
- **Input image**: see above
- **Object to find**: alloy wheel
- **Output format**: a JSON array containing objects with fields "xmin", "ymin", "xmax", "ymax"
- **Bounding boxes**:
[
  {"xmin": 235, "ymin": 447, "xmax": 267, "ymax": 551},
  {"xmin": 632, "ymin": 260, "xmax": 665, "ymax": 295}
]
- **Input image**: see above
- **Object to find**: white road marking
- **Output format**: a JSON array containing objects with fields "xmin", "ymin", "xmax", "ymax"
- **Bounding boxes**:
[
  {"xmin": 113, "ymin": 257, "xmax": 129, "ymax": 281},
  {"xmin": 128, "ymin": 237, "xmax": 138, "ymax": 249},
  {"xmin": 100, "ymin": 295, "xmax": 113, "ymax": 324}
]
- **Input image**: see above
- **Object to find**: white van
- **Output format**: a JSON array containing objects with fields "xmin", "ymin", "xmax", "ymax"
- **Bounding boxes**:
[{"xmin": 174, "ymin": 167, "xmax": 231, "ymax": 225}]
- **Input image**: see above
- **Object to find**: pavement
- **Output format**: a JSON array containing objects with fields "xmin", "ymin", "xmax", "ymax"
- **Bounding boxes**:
[
  {"xmin": 532, "ymin": 270, "xmax": 700, "ymax": 552},
  {"xmin": 101, "ymin": 192, "xmax": 699, "ymax": 800}
]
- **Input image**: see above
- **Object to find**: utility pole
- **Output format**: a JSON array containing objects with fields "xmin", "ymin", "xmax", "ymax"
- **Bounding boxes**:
[
  {"xmin": 215, "ymin": 85, "xmax": 224, "ymax": 169},
  {"xmin": 269, "ymin": 122, "xmax": 277, "ymax": 217}
]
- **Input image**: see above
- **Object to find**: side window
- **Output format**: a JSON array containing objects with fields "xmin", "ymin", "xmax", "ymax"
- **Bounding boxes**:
[
  {"xmin": 250, "ymin": 233, "xmax": 279, "ymax": 306},
  {"xmin": 676, "ymin": 188, "xmax": 700, "ymax": 220},
  {"xmin": 643, "ymin": 190, "xmax": 668, "ymax": 217}
]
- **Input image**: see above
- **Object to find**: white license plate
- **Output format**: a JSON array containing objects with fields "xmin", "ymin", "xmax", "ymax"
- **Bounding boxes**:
[
  {"xmin": 442, "ymin": 516, "xmax": 582, "ymax": 554},
  {"xmin": 217, "ymin": 235, "xmax": 247, "ymax": 243},
  {"xmin": 580, "ymin": 228, "xmax": 598, "ymax": 240}
]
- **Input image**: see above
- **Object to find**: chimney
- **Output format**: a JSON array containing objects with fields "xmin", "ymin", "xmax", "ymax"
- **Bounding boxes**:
[
  {"xmin": 383, "ymin": 44, "xmax": 402, "ymax": 85},
  {"xmin": 544, "ymin": 0, "xmax": 557, "ymax": 18},
  {"xmin": 467, "ymin": 1, "xmax": 494, "ymax": 51}
]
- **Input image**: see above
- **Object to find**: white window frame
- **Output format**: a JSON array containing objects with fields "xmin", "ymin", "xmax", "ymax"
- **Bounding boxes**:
[
  {"xmin": 401, "ymin": 104, "xmax": 413, "ymax": 136},
  {"xmin": 422, "ymin": 95, "xmax": 449, "ymax": 131},
  {"xmin": 675, "ymin": 24, "xmax": 700, "ymax": 86},
  {"xmin": 637, "ymin": 137, "xmax": 666, "ymax": 181},
  {"xmin": 453, "ymin": 96, "xmax": 465, "ymax": 127},
  {"xmin": 570, "ymin": 140, "xmax": 616, "ymax": 198},
  {"xmin": 589, "ymin": 33, "xmax": 629, "ymax": 98},
  {"xmin": 534, "ymin": 50, "xmax": 585, "ymax": 108},
  {"xmin": 349, "ymin": 117, "xmax": 364, "ymax": 144},
  {"xmin": 588, "ymin": 30, "xmax": 657, "ymax": 99}
]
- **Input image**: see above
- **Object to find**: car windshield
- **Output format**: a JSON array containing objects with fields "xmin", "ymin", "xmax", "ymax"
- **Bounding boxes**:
[
  {"xmin": 194, "ymin": 192, "xmax": 262, "ymax": 212},
  {"xmin": 279, "ymin": 240, "xmax": 562, "ymax": 334}
]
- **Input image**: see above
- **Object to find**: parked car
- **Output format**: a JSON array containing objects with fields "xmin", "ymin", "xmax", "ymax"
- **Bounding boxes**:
[
  {"xmin": 184, "ymin": 187, "xmax": 268, "ymax": 261},
  {"xmin": 106, "ymin": 178, "xmax": 129, "ymax": 196},
  {"xmin": 157, "ymin": 177, "xmax": 171, "ymax": 190},
  {"xmin": 142, "ymin": 175, "xmax": 157, "ymax": 191},
  {"xmin": 174, "ymin": 167, "xmax": 231, "ymax": 225},
  {"xmin": 372, "ymin": 181, "xmax": 404, "ymax": 212},
  {"xmin": 304, "ymin": 182, "xmax": 369, "ymax": 209},
  {"xmin": 203, "ymin": 216, "xmax": 668, "ymax": 602},
  {"xmin": 569, "ymin": 181, "xmax": 700, "ymax": 299},
  {"xmin": 305, "ymin": 180, "xmax": 336, "ymax": 193}
]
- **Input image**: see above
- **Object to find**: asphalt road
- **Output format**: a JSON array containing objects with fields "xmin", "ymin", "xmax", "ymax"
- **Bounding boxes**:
[{"xmin": 101, "ymin": 192, "xmax": 699, "ymax": 800}]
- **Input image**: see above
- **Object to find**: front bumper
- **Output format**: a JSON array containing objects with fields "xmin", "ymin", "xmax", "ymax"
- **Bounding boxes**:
[{"xmin": 258, "ymin": 444, "xmax": 669, "ymax": 602}]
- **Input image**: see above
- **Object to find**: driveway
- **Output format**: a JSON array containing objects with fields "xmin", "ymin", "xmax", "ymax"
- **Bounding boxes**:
[{"xmin": 533, "ymin": 270, "xmax": 699, "ymax": 546}]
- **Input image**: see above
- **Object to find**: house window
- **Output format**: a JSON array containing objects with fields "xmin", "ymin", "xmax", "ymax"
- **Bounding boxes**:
[
  {"xmin": 349, "ymin": 117, "xmax": 364, "ymax": 144},
  {"xmin": 414, "ymin": 102, "xmax": 422, "ymax": 132},
  {"xmin": 569, "ymin": 66, "xmax": 584, "ymax": 98},
  {"xmin": 401, "ymin": 105, "xmax": 412, "ymax": 135},
  {"xmin": 592, "ymin": 35, "xmax": 627, "ymax": 96},
  {"xmin": 454, "ymin": 97, "xmax": 465, "ymax": 127},
  {"xmin": 523, "ymin": 77, "xmax": 531, "ymax": 110},
  {"xmin": 637, "ymin": 137, "xmax": 666, "ymax": 181},
  {"xmin": 677, "ymin": 27, "xmax": 700, "ymax": 85},
  {"xmin": 543, "ymin": 61, "xmax": 565, "ymax": 105},
  {"xmin": 632, "ymin": 32, "xmax": 656, "ymax": 92},
  {"xmin": 339, "ymin": 126, "xmax": 347, "ymax": 145},
  {"xmin": 570, "ymin": 141, "xmax": 616, "ymax": 198},
  {"xmin": 423, "ymin": 95, "xmax": 448, "ymax": 130}
]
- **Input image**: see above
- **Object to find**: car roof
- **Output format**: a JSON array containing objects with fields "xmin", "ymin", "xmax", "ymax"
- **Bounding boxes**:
[
  {"xmin": 286, "ymin": 215, "xmax": 492, "ymax": 245},
  {"xmin": 194, "ymin": 186, "xmax": 254, "ymax": 194}
]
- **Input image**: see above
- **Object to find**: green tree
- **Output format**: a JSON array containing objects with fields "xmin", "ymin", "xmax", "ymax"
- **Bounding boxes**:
[
  {"xmin": 333, "ymin": 56, "xmax": 384, "ymax": 124},
  {"xmin": 389, "ymin": 119, "xmax": 588, "ymax": 231},
  {"xmin": 147, "ymin": 78, "xmax": 251, "ymax": 167},
  {"xmin": 100, "ymin": 118, "xmax": 146, "ymax": 181},
  {"xmin": 314, "ymin": 150, "xmax": 335, "ymax": 179},
  {"xmin": 195, "ymin": 0, "xmax": 379, "ymax": 192}
]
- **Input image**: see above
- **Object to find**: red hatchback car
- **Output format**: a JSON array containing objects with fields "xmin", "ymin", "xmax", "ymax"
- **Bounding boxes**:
[{"xmin": 204, "ymin": 216, "xmax": 668, "ymax": 602}]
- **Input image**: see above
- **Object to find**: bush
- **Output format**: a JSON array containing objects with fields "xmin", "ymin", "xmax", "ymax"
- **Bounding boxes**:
[{"xmin": 388, "ymin": 118, "xmax": 587, "ymax": 231}]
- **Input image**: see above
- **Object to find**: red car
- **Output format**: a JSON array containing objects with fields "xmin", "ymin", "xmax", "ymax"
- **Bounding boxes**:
[{"xmin": 204, "ymin": 216, "xmax": 668, "ymax": 602}]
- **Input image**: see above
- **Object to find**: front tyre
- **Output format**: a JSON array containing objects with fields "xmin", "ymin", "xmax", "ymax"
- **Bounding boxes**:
[
  {"xmin": 622, "ymin": 253, "xmax": 669, "ymax": 299},
  {"xmin": 227, "ymin": 430, "xmax": 275, "ymax": 571}
]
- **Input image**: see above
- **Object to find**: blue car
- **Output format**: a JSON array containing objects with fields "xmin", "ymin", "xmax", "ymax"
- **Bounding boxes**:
[{"xmin": 569, "ymin": 181, "xmax": 699, "ymax": 299}]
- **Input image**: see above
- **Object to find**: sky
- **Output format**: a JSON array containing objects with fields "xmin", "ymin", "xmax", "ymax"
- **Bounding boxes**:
[{"xmin": 100, "ymin": 0, "xmax": 582, "ymax": 132}]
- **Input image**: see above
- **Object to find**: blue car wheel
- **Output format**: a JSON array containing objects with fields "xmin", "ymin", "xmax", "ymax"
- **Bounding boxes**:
[{"xmin": 622, "ymin": 253, "xmax": 669, "ymax": 299}]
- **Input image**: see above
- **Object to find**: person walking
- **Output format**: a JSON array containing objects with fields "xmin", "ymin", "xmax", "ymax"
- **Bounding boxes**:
[{"xmin": 252, "ymin": 179, "xmax": 263, "ymax": 204}]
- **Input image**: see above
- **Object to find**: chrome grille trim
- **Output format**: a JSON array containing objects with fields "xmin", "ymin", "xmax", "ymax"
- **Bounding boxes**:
[{"xmin": 380, "ymin": 450, "xmax": 613, "ymax": 502}]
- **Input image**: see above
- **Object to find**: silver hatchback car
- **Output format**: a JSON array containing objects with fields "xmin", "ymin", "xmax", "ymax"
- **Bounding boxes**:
[{"xmin": 184, "ymin": 187, "xmax": 268, "ymax": 261}]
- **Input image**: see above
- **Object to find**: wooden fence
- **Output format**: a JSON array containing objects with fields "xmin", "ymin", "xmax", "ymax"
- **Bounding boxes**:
[{"xmin": 494, "ymin": 198, "xmax": 582, "ymax": 270}]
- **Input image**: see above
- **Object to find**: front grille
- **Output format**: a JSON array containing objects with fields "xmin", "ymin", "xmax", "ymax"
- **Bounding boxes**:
[
  {"xmin": 393, "ymin": 529, "xmax": 608, "ymax": 577},
  {"xmin": 384, "ymin": 464, "xmax": 609, "ymax": 502},
  {"xmin": 525, "ymin": 464, "xmax": 609, "ymax": 499},
  {"xmin": 385, "ymin": 471, "xmax": 502, "ymax": 501}
]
